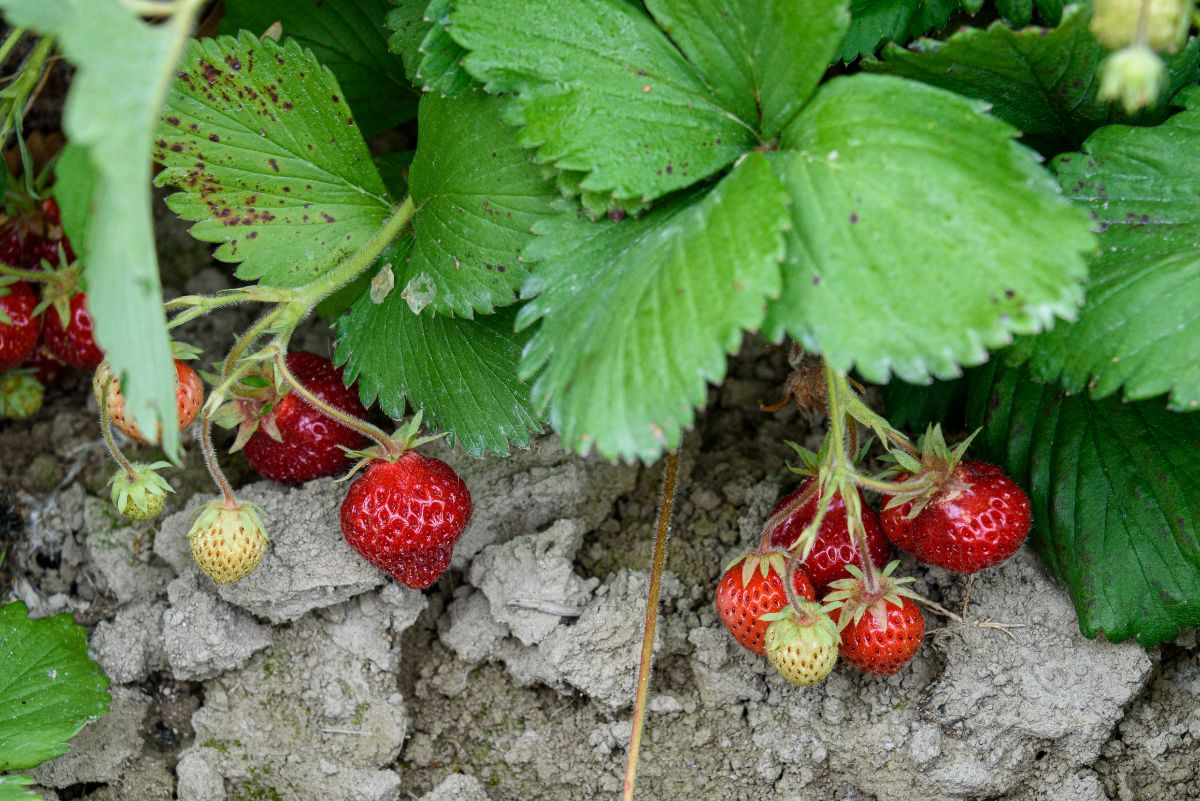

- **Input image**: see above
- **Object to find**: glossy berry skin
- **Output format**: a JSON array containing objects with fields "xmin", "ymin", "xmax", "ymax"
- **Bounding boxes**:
[
  {"xmin": 879, "ymin": 479, "xmax": 920, "ymax": 554},
  {"xmin": 45, "ymin": 293, "xmax": 103, "ymax": 368},
  {"xmin": 0, "ymin": 199, "xmax": 74, "ymax": 269},
  {"xmin": 833, "ymin": 596, "xmax": 925, "ymax": 675},
  {"xmin": 0, "ymin": 281, "xmax": 40, "ymax": 371},
  {"xmin": 882, "ymin": 461, "xmax": 1031, "ymax": 574},
  {"xmin": 340, "ymin": 452, "xmax": 473, "ymax": 589},
  {"xmin": 715, "ymin": 556, "xmax": 817, "ymax": 656},
  {"xmin": 243, "ymin": 351, "xmax": 368, "ymax": 484},
  {"xmin": 100, "ymin": 360, "xmax": 204, "ymax": 444},
  {"xmin": 770, "ymin": 481, "xmax": 890, "ymax": 593}
]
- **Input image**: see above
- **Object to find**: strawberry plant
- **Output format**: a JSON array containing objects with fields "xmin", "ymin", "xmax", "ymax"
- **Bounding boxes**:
[{"xmin": 1, "ymin": 0, "xmax": 1199, "ymax": 797}]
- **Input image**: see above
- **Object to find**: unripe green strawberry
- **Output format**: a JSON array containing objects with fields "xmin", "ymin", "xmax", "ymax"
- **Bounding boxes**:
[
  {"xmin": 1092, "ymin": 0, "xmax": 1190, "ymax": 53},
  {"xmin": 188, "ymin": 500, "xmax": 269, "ymax": 584},
  {"xmin": 109, "ymin": 462, "xmax": 174, "ymax": 521},
  {"xmin": 0, "ymin": 370, "xmax": 43, "ymax": 419},
  {"xmin": 762, "ymin": 602, "xmax": 839, "ymax": 687}
]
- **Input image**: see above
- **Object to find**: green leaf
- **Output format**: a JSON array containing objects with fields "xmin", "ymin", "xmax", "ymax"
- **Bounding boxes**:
[
  {"xmin": 836, "ymin": 0, "xmax": 960, "ymax": 63},
  {"xmin": 414, "ymin": 0, "xmax": 475, "ymax": 95},
  {"xmin": 879, "ymin": 376, "xmax": 968, "ymax": 433},
  {"xmin": 0, "ymin": 0, "xmax": 193, "ymax": 459},
  {"xmin": 518, "ymin": 152, "xmax": 789, "ymax": 461},
  {"xmin": 449, "ymin": 0, "xmax": 757, "ymax": 210},
  {"xmin": 221, "ymin": 0, "xmax": 418, "ymax": 136},
  {"xmin": 643, "ymin": 0, "xmax": 849, "ymax": 137},
  {"xmin": 764, "ymin": 74, "xmax": 1094, "ymax": 384},
  {"xmin": 869, "ymin": 7, "xmax": 1200, "ymax": 149},
  {"xmin": 0, "ymin": 775, "xmax": 38, "ymax": 801},
  {"xmin": 51, "ymin": 142, "xmax": 94, "ymax": 264},
  {"xmin": 385, "ymin": 0, "xmax": 431, "ymax": 83},
  {"xmin": 964, "ymin": 362, "xmax": 1200, "ymax": 645},
  {"xmin": 402, "ymin": 89, "xmax": 559, "ymax": 316},
  {"xmin": 335, "ymin": 241, "xmax": 541, "ymax": 456},
  {"xmin": 0, "ymin": 602, "xmax": 110, "ymax": 771},
  {"xmin": 1011, "ymin": 90, "xmax": 1200, "ymax": 411},
  {"xmin": 154, "ymin": 32, "xmax": 392, "ymax": 289}
]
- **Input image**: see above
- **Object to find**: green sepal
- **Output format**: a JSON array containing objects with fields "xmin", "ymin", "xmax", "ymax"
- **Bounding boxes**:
[
  {"xmin": 0, "ymin": 370, "xmax": 43, "ymax": 420},
  {"xmin": 108, "ymin": 461, "xmax": 174, "ymax": 522}
]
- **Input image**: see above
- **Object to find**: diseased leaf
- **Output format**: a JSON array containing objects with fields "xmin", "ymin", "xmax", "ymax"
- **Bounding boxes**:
[
  {"xmin": 404, "ymin": 89, "xmax": 559, "ymax": 316},
  {"xmin": 644, "ymin": 0, "xmax": 849, "ymax": 137},
  {"xmin": 0, "ymin": 602, "xmax": 110, "ymax": 771},
  {"xmin": 221, "ymin": 0, "xmax": 417, "ymax": 136},
  {"xmin": 449, "ymin": 0, "xmax": 756, "ymax": 210},
  {"xmin": 965, "ymin": 362, "xmax": 1200, "ymax": 645},
  {"xmin": 518, "ymin": 152, "xmax": 788, "ymax": 462},
  {"xmin": 0, "ymin": 0, "xmax": 196, "ymax": 459},
  {"xmin": 154, "ymin": 33, "xmax": 392, "ymax": 288},
  {"xmin": 836, "ymin": 0, "xmax": 960, "ymax": 63},
  {"xmin": 336, "ymin": 239, "xmax": 541, "ymax": 456},
  {"xmin": 1011, "ymin": 89, "xmax": 1200, "ymax": 411},
  {"xmin": 870, "ymin": 7, "xmax": 1200, "ymax": 149},
  {"xmin": 764, "ymin": 74, "xmax": 1094, "ymax": 384}
]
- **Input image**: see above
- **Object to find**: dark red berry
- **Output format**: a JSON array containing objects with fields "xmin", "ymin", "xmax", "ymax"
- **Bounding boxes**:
[
  {"xmin": 770, "ymin": 481, "xmax": 890, "ymax": 593},
  {"xmin": 242, "ymin": 351, "xmax": 369, "ymax": 484},
  {"xmin": 340, "ymin": 452, "xmax": 473, "ymax": 588},
  {"xmin": 0, "ymin": 281, "xmax": 41, "ymax": 371},
  {"xmin": 44, "ymin": 292, "xmax": 103, "ymax": 368}
]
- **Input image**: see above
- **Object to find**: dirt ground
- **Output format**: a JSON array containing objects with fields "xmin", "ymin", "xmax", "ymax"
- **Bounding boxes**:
[{"xmin": 2, "ymin": 221, "xmax": 1197, "ymax": 801}]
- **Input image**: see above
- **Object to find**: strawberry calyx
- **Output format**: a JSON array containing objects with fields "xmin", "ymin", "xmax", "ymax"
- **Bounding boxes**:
[
  {"xmin": 28, "ymin": 261, "xmax": 85, "ymax": 326},
  {"xmin": 722, "ymin": 548, "xmax": 789, "ymax": 588},
  {"xmin": 880, "ymin": 424, "xmax": 979, "ymax": 519},
  {"xmin": 209, "ymin": 357, "xmax": 290, "ymax": 452},
  {"xmin": 761, "ymin": 601, "xmax": 839, "ymax": 646},
  {"xmin": 109, "ymin": 461, "xmax": 174, "ymax": 521},
  {"xmin": 822, "ymin": 560, "xmax": 918, "ymax": 632},
  {"xmin": 0, "ymin": 368, "xmax": 44, "ymax": 419},
  {"xmin": 338, "ymin": 410, "xmax": 447, "ymax": 478}
]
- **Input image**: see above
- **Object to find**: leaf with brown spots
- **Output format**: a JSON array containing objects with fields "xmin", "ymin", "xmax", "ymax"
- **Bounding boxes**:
[{"xmin": 154, "ymin": 33, "xmax": 393, "ymax": 288}]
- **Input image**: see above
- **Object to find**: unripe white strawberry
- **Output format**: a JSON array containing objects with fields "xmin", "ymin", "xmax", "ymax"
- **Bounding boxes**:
[
  {"xmin": 188, "ymin": 500, "xmax": 269, "ymax": 584},
  {"xmin": 109, "ymin": 461, "xmax": 174, "ymax": 521},
  {"xmin": 1099, "ymin": 45, "xmax": 1168, "ymax": 113},
  {"xmin": 762, "ymin": 602, "xmax": 839, "ymax": 687},
  {"xmin": 1092, "ymin": 0, "xmax": 1190, "ymax": 53}
]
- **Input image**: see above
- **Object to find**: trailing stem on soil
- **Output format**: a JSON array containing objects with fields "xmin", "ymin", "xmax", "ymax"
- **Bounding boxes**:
[{"xmin": 622, "ymin": 450, "xmax": 680, "ymax": 801}]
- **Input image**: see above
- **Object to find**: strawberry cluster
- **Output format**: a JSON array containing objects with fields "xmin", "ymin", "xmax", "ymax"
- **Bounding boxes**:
[
  {"xmin": 716, "ymin": 383, "xmax": 1032, "ymax": 687},
  {"xmin": 0, "ymin": 197, "xmax": 103, "ymax": 420}
]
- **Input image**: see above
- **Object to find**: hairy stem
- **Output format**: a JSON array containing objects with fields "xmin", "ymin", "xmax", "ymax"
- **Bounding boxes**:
[
  {"xmin": 197, "ymin": 416, "xmax": 237, "ymax": 508},
  {"xmin": 758, "ymin": 479, "xmax": 818, "ymax": 550},
  {"xmin": 622, "ymin": 450, "xmax": 680, "ymax": 801},
  {"xmin": 95, "ymin": 375, "xmax": 137, "ymax": 479},
  {"xmin": 0, "ymin": 262, "xmax": 52, "ymax": 281}
]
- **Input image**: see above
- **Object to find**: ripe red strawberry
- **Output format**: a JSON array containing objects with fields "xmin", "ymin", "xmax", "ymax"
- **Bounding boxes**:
[
  {"xmin": 715, "ymin": 550, "xmax": 817, "ymax": 656},
  {"xmin": 340, "ymin": 451, "xmax": 473, "ymax": 588},
  {"xmin": 238, "ymin": 351, "xmax": 369, "ymax": 484},
  {"xmin": 769, "ymin": 481, "xmax": 890, "ymax": 593},
  {"xmin": 22, "ymin": 341, "xmax": 65, "ymax": 384},
  {"xmin": 831, "ymin": 595, "xmax": 925, "ymax": 676},
  {"xmin": 882, "ymin": 460, "xmax": 1031, "ymax": 574},
  {"xmin": 0, "ymin": 280, "xmax": 41, "ymax": 371},
  {"xmin": 44, "ymin": 292, "xmax": 103, "ymax": 368},
  {"xmin": 0, "ymin": 198, "xmax": 74, "ymax": 269},
  {"xmin": 95, "ymin": 359, "xmax": 204, "ymax": 444}
]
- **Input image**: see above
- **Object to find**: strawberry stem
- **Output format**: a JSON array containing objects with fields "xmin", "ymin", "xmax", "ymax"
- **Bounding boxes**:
[
  {"xmin": 783, "ymin": 547, "xmax": 813, "ymax": 615},
  {"xmin": 0, "ymin": 262, "xmax": 50, "ymax": 282},
  {"xmin": 198, "ymin": 414, "xmax": 238, "ymax": 508},
  {"xmin": 622, "ymin": 450, "xmax": 680, "ymax": 801},
  {"xmin": 94, "ymin": 373, "xmax": 137, "ymax": 481},
  {"xmin": 272, "ymin": 348, "xmax": 394, "ymax": 453},
  {"xmin": 758, "ymin": 479, "xmax": 818, "ymax": 551},
  {"xmin": 824, "ymin": 363, "xmax": 881, "ymax": 595}
]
